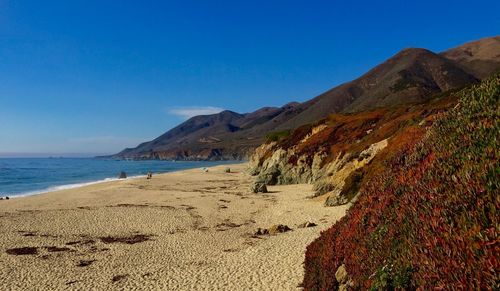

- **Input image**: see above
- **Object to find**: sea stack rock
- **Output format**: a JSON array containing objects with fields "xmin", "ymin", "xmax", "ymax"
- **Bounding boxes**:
[{"xmin": 118, "ymin": 171, "xmax": 127, "ymax": 179}]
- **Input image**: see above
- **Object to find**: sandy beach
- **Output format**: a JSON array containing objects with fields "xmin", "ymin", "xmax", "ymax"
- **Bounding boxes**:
[{"xmin": 0, "ymin": 163, "xmax": 348, "ymax": 290}]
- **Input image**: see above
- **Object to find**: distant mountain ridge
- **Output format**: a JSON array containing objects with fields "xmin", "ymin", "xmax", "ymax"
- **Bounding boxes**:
[
  {"xmin": 110, "ymin": 36, "xmax": 500, "ymax": 160},
  {"xmin": 440, "ymin": 36, "xmax": 500, "ymax": 79}
]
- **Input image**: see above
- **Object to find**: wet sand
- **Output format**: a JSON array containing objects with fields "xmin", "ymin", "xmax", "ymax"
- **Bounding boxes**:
[{"xmin": 0, "ymin": 163, "xmax": 348, "ymax": 290}]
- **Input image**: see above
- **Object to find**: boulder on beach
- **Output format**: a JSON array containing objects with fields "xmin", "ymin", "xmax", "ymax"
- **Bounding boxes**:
[
  {"xmin": 268, "ymin": 224, "xmax": 291, "ymax": 234},
  {"xmin": 256, "ymin": 164, "xmax": 281, "ymax": 185},
  {"xmin": 254, "ymin": 224, "xmax": 291, "ymax": 235},
  {"xmin": 324, "ymin": 193, "xmax": 349, "ymax": 207},
  {"xmin": 118, "ymin": 171, "xmax": 127, "ymax": 179},
  {"xmin": 297, "ymin": 222, "xmax": 317, "ymax": 228},
  {"xmin": 250, "ymin": 181, "xmax": 267, "ymax": 193},
  {"xmin": 254, "ymin": 228, "xmax": 268, "ymax": 235}
]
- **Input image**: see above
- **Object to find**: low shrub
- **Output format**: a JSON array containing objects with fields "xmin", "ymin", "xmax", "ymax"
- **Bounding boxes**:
[
  {"xmin": 265, "ymin": 130, "xmax": 291, "ymax": 142},
  {"xmin": 303, "ymin": 74, "xmax": 499, "ymax": 290}
]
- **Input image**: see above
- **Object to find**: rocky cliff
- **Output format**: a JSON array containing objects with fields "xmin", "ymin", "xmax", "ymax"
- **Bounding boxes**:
[
  {"xmin": 247, "ymin": 72, "xmax": 499, "ymax": 290},
  {"xmin": 248, "ymin": 95, "xmax": 457, "ymax": 206}
]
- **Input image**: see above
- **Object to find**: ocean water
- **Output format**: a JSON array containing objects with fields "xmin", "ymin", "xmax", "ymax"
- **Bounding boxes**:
[{"xmin": 0, "ymin": 158, "xmax": 235, "ymax": 198}]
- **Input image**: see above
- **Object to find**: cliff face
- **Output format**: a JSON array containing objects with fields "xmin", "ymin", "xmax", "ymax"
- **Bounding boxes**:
[
  {"xmin": 247, "ymin": 74, "xmax": 499, "ymax": 290},
  {"xmin": 248, "ymin": 96, "xmax": 456, "ymax": 206},
  {"xmin": 123, "ymin": 147, "xmax": 252, "ymax": 161}
]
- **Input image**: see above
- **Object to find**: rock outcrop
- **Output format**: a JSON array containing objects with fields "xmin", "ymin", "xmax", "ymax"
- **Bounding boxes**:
[
  {"xmin": 250, "ymin": 181, "xmax": 268, "ymax": 193},
  {"xmin": 255, "ymin": 224, "xmax": 292, "ymax": 235},
  {"xmin": 248, "ymin": 93, "xmax": 457, "ymax": 207},
  {"xmin": 335, "ymin": 264, "xmax": 354, "ymax": 290},
  {"xmin": 297, "ymin": 222, "xmax": 317, "ymax": 228},
  {"xmin": 248, "ymin": 120, "xmax": 389, "ymax": 206}
]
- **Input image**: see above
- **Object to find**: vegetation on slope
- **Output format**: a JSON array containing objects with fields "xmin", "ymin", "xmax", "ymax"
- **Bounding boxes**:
[
  {"xmin": 250, "ymin": 92, "xmax": 460, "ymax": 207},
  {"xmin": 303, "ymin": 74, "xmax": 499, "ymax": 289},
  {"xmin": 265, "ymin": 130, "xmax": 291, "ymax": 142},
  {"xmin": 275, "ymin": 97, "xmax": 455, "ymax": 168}
]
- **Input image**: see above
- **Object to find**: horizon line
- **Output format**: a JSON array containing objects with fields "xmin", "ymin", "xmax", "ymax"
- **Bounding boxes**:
[{"xmin": 0, "ymin": 152, "xmax": 110, "ymax": 158}]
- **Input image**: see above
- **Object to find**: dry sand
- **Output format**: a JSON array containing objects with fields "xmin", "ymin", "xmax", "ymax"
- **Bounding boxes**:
[{"xmin": 0, "ymin": 163, "xmax": 348, "ymax": 290}]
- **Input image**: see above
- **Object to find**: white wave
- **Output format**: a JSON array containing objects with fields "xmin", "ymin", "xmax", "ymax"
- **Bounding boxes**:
[{"xmin": 5, "ymin": 175, "xmax": 146, "ymax": 199}]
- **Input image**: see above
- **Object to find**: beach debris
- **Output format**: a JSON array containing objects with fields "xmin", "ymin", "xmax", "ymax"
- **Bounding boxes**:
[
  {"xmin": 66, "ymin": 239, "xmax": 95, "ymax": 246},
  {"xmin": 254, "ymin": 228, "xmax": 267, "ymax": 235},
  {"xmin": 202, "ymin": 167, "xmax": 209, "ymax": 172},
  {"xmin": 146, "ymin": 172, "xmax": 153, "ymax": 179},
  {"xmin": 142, "ymin": 272, "xmax": 153, "ymax": 278},
  {"xmin": 46, "ymin": 246, "xmax": 71, "ymax": 252},
  {"xmin": 254, "ymin": 224, "xmax": 292, "ymax": 235},
  {"xmin": 112, "ymin": 274, "xmax": 129, "ymax": 283},
  {"xmin": 77, "ymin": 259, "xmax": 96, "ymax": 267},
  {"xmin": 20, "ymin": 231, "xmax": 37, "ymax": 237},
  {"xmin": 297, "ymin": 222, "xmax": 318, "ymax": 228},
  {"xmin": 6, "ymin": 247, "xmax": 38, "ymax": 255},
  {"xmin": 180, "ymin": 204, "xmax": 196, "ymax": 211},
  {"xmin": 118, "ymin": 171, "xmax": 127, "ymax": 179},
  {"xmin": 250, "ymin": 181, "xmax": 268, "ymax": 193},
  {"xmin": 77, "ymin": 206, "xmax": 92, "ymax": 210},
  {"xmin": 99, "ymin": 234, "xmax": 151, "ymax": 244},
  {"xmin": 224, "ymin": 167, "xmax": 231, "ymax": 173},
  {"xmin": 216, "ymin": 220, "xmax": 242, "ymax": 230},
  {"xmin": 268, "ymin": 224, "xmax": 292, "ymax": 234}
]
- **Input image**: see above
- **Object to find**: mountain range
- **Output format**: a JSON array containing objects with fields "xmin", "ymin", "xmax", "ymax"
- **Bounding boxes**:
[{"xmin": 111, "ymin": 36, "xmax": 500, "ymax": 160}]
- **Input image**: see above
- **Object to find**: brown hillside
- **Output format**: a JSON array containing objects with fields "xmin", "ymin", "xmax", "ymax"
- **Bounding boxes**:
[
  {"xmin": 441, "ymin": 36, "xmax": 500, "ymax": 79},
  {"xmin": 111, "ymin": 37, "xmax": 497, "ymax": 160}
]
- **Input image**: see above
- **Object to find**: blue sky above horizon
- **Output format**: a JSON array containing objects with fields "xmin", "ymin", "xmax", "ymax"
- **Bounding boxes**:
[{"xmin": 1, "ymin": 1, "xmax": 499, "ymax": 157}]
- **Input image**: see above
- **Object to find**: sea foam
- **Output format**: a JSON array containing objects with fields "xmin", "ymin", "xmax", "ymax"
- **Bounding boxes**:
[{"xmin": 6, "ymin": 175, "xmax": 145, "ymax": 198}]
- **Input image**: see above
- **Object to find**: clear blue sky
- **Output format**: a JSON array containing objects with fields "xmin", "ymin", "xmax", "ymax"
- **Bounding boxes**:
[{"xmin": 1, "ymin": 0, "xmax": 499, "ymax": 156}]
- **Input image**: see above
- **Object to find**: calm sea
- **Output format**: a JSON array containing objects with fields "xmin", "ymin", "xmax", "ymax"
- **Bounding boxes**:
[{"xmin": 0, "ymin": 158, "xmax": 235, "ymax": 198}]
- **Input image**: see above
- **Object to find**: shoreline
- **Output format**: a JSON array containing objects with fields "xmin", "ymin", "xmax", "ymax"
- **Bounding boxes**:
[
  {"xmin": 3, "ymin": 175, "xmax": 144, "ymax": 199},
  {"xmin": 1, "ymin": 160, "xmax": 242, "ymax": 199},
  {"xmin": 0, "ymin": 163, "xmax": 348, "ymax": 290}
]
